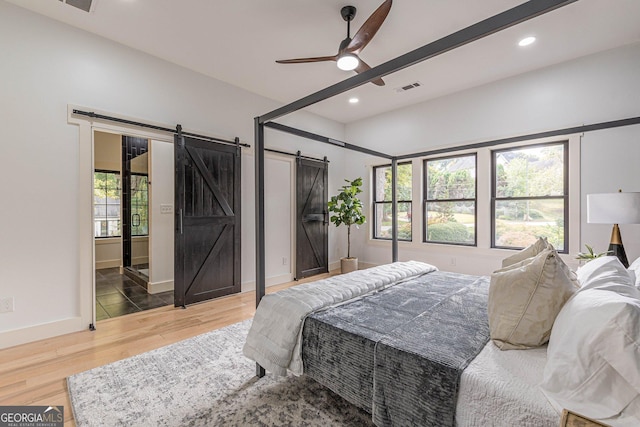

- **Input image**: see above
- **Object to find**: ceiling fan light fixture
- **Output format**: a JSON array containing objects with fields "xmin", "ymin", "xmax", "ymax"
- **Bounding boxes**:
[{"xmin": 337, "ymin": 54, "xmax": 359, "ymax": 71}]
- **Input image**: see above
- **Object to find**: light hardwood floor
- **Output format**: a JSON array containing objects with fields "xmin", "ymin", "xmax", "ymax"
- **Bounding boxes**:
[{"xmin": 0, "ymin": 274, "xmax": 331, "ymax": 426}]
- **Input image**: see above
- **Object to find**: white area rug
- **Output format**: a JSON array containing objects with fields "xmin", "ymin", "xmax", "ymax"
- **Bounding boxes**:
[{"xmin": 67, "ymin": 319, "xmax": 372, "ymax": 426}]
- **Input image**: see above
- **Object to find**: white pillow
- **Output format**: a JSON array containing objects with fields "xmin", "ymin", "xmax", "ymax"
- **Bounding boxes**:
[
  {"xmin": 542, "ymin": 264, "xmax": 640, "ymax": 419},
  {"xmin": 577, "ymin": 256, "xmax": 635, "ymax": 293},
  {"xmin": 629, "ymin": 256, "xmax": 640, "ymax": 288}
]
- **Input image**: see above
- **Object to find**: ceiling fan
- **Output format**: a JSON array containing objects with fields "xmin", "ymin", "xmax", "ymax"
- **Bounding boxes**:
[{"xmin": 275, "ymin": 0, "xmax": 392, "ymax": 86}]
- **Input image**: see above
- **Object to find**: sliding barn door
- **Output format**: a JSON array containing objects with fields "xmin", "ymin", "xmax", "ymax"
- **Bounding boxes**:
[
  {"xmin": 174, "ymin": 135, "xmax": 241, "ymax": 307},
  {"xmin": 296, "ymin": 158, "xmax": 328, "ymax": 280}
]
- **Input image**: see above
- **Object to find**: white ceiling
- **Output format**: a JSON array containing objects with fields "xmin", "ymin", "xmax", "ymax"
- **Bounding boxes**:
[{"xmin": 7, "ymin": 0, "xmax": 640, "ymax": 124}]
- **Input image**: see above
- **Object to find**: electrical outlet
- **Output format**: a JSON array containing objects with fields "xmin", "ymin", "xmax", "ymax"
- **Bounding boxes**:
[
  {"xmin": 282, "ymin": 257, "xmax": 288, "ymax": 266},
  {"xmin": 450, "ymin": 257, "xmax": 456, "ymax": 266},
  {"xmin": 0, "ymin": 297, "xmax": 14, "ymax": 313}
]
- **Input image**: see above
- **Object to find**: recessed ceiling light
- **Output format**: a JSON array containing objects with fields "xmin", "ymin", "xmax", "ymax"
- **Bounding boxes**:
[
  {"xmin": 349, "ymin": 97, "xmax": 359, "ymax": 104},
  {"xmin": 518, "ymin": 36, "xmax": 536, "ymax": 47}
]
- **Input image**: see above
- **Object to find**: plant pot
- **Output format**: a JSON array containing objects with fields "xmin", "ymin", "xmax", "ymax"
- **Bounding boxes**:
[{"xmin": 341, "ymin": 257, "xmax": 358, "ymax": 274}]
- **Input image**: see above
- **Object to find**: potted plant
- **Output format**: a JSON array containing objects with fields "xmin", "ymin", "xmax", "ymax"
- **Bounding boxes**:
[
  {"xmin": 576, "ymin": 244, "xmax": 612, "ymax": 263},
  {"xmin": 328, "ymin": 177, "xmax": 366, "ymax": 273}
]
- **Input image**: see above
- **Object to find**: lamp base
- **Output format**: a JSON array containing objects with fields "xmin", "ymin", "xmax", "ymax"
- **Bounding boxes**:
[{"xmin": 609, "ymin": 224, "xmax": 629, "ymax": 268}]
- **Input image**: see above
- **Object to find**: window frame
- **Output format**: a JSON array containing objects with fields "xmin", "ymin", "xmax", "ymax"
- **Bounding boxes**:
[
  {"xmin": 490, "ymin": 140, "xmax": 569, "ymax": 253},
  {"xmin": 423, "ymin": 153, "xmax": 478, "ymax": 246},
  {"xmin": 129, "ymin": 172, "xmax": 149, "ymax": 237},
  {"xmin": 372, "ymin": 161, "xmax": 413, "ymax": 241},
  {"xmin": 94, "ymin": 169, "xmax": 122, "ymax": 239}
]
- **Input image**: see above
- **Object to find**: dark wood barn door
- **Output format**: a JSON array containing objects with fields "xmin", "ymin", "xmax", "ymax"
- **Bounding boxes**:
[
  {"xmin": 174, "ymin": 135, "xmax": 241, "ymax": 307},
  {"xmin": 296, "ymin": 158, "xmax": 328, "ymax": 280}
]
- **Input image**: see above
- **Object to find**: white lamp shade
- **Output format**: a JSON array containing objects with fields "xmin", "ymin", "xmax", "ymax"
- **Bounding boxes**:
[{"xmin": 587, "ymin": 192, "xmax": 640, "ymax": 224}]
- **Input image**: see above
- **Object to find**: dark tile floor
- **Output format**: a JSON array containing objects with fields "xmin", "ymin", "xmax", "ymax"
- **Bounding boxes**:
[{"xmin": 95, "ymin": 267, "xmax": 173, "ymax": 321}]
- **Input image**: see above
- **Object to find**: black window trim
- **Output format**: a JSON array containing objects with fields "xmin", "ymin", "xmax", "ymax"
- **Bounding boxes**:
[
  {"xmin": 129, "ymin": 172, "xmax": 149, "ymax": 237},
  {"xmin": 423, "ymin": 152, "xmax": 478, "ymax": 246},
  {"xmin": 372, "ymin": 162, "xmax": 413, "ymax": 242},
  {"xmin": 490, "ymin": 140, "xmax": 569, "ymax": 254}
]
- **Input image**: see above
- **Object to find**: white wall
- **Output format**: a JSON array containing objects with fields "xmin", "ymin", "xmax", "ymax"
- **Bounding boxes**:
[
  {"xmin": 131, "ymin": 236, "xmax": 149, "ymax": 266},
  {"xmin": 94, "ymin": 131, "xmax": 120, "ymax": 171},
  {"xmin": 345, "ymin": 42, "xmax": 640, "ymax": 275},
  {"xmin": 94, "ymin": 131, "xmax": 122, "ymax": 269},
  {"xmin": 95, "ymin": 238, "xmax": 121, "ymax": 269},
  {"xmin": 0, "ymin": 2, "xmax": 346, "ymax": 347},
  {"xmin": 581, "ymin": 124, "xmax": 640, "ymax": 261},
  {"xmin": 148, "ymin": 140, "xmax": 175, "ymax": 294},
  {"xmin": 265, "ymin": 156, "xmax": 293, "ymax": 284}
]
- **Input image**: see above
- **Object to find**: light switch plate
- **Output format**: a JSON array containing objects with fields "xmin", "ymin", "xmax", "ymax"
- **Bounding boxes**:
[{"xmin": 160, "ymin": 204, "xmax": 173, "ymax": 214}]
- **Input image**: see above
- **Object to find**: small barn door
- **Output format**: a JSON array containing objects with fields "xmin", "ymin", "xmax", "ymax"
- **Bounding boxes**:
[
  {"xmin": 296, "ymin": 158, "xmax": 328, "ymax": 279},
  {"xmin": 174, "ymin": 135, "xmax": 241, "ymax": 307}
]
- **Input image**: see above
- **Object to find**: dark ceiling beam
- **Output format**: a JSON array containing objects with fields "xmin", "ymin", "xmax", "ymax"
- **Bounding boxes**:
[
  {"xmin": 264, "ymin": 121, "xmax": 393, "ymax": 159},
  {"xmin": 258, "ymin": 0, "xmax": 578, "ymax": 124},
  {"xmin": 395, "ymin": 116, "xmax": 640, "ymax": 160}
]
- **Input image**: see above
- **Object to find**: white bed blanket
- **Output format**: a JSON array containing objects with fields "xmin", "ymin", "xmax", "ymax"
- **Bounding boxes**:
[
  {"xmin": 456, "ymin": 343, "xmax": 559, "ymax": 427},
  {"xmin": 242, "ymin": 261, "xmax": 437, "ymax": 376},
  {"xmin": 457, "ymin": 342, "xmax": 640, "ymax": 426}
]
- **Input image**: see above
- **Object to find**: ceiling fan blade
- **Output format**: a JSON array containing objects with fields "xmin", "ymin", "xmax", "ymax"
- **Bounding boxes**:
[
  {"xmin": 346, "ymin": 0, "xmax": 392, "ymax": 55},
  {"xmin": 355, "ymin": 59, "xmax": 385, "ymax": 86},
  {"xmin": 276, "ymin": 55, "xmax": 337, "ymax": 64}
]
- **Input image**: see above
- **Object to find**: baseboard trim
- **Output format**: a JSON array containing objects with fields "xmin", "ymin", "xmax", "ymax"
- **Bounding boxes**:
[
  {"xmin": 148, "ymin": 280, "xmax": 174, "ymax": 294},
  {"xmin": 329, "ymin": 261, "xmax": 340, "ymax": 272},
  {"xmin": 240, "ymin": 262, "xmax": 381, "ymax": 295},
  {"xmin": 241, "ymin": 273, "xmax": 294, "ymax": 293},
  {"xmin": 359, "ymin": 261, "xmax": 379, "ymax": 270},
  {"xmin": 329, "ymin": 260, "xmax": 378, "ymax": 273},
  {"xmin": 96, "ymin": 259, "xmax": 120, "ymax": 269},
  {"xmin": 0, "ymin": 317, "xmax": 85, "ymax": 350}
]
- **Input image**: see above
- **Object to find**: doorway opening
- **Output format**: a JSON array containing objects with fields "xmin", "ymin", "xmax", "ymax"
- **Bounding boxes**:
[{"xmin": 93, "ymin": 130, "xmax": 175, "ymax": 320}]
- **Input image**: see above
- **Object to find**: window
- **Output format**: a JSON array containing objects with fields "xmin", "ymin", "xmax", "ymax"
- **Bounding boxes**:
[
  {"xmin": 94, "ymin": 171, "xmax": 121, "ymax": 237},
  {"xmin": 373, "ymin": 162, "xmax": 412, "ymax": 240},
  {"xmin": 492, "ymin": 141, "xmax": 567, "ymax": 252},
  {"xmin": 424, "ymin": 154, "xmax": 476, "ymax": 245},
  {"xmin": 130, "ymin": 174, "xmax": 149, "ymax": 236}
]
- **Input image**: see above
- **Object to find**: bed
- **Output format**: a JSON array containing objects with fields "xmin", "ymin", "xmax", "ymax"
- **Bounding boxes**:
[
  {"xmin": 302, "ymin": 269, "xmax": 489, "ymax": 424},
  {"xmin": 243, "ymin": 258, "xmax": 640, "ymax": 427}
]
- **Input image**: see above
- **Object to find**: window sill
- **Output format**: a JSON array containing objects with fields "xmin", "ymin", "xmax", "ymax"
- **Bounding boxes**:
[{"xmin": 365, "ymin": 238, "xmax": 580, "ymax": 270}]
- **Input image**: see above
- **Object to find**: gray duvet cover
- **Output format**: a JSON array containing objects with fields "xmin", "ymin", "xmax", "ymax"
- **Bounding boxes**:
[{"xmin": 302, "ymin": 270, "xmax": 490, "ymax": 426}]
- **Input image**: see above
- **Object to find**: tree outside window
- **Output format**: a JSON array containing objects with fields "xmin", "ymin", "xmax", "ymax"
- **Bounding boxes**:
[
  {"xmin": 424, "ymin": 154, "xmax": 476, "ymax": 245},
  {"xmin": 492, "ymin": 142, "xmax": 567, "ymax": 252},
  {"xmin": 373, "ymin": 162, "xmax": 412, "ymax": 240},
  {"xmin": 94, "ymin": 171, "xmax": 121, "ymax": 237}
]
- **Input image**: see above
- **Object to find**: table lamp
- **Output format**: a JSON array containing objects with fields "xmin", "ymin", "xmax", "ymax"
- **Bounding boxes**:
[{"xmin": 587, "ymin": 190, "xmax": 640, "ymax": 268}]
